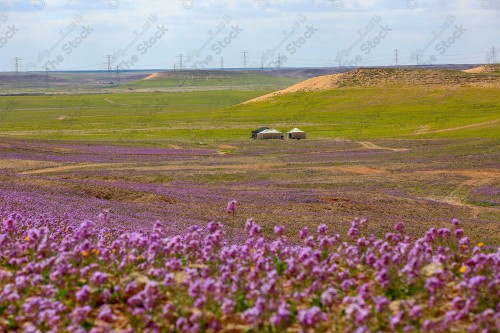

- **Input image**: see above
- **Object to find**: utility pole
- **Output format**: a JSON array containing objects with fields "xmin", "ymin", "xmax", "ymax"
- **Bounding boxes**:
[
  {"xmin": 177, "ymin": 54, "xmax": 183, "ymax": 70},
  {"xmin": 394, "ymin": 49, "xmax": 399, "ymax": 67},
  {"xmin": 220, "ymin": 56, "xmax": 224, "ymax": 70},
  {"xmin": 242, "ymin": 50, "xmax": 248, "ymax": 69}
]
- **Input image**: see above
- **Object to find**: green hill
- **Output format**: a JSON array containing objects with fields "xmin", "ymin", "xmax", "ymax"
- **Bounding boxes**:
[{"xmin": 0, "ymin": 68, "xmax": 498, "ymax": 141}]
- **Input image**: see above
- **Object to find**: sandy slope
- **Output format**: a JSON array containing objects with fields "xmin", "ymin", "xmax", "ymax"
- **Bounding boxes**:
[
  {"xmin": 143, "ymin": 73, "xmax": 162, "ymax": 80},
  {"xmin": 463, "ymin": 64, "xmax": 500, "ymax": 74},
  {"xmin": 243, "ymin": 74, "xmax": 344, "ymax": 104}
]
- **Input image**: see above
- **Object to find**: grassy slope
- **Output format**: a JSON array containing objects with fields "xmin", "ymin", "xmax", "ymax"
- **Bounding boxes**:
[
  {"xmin": 227, "ymin": 86, "xmax": 500, "ymax": 139},
  {"xmin": 0, "ymin": 85, "xmax": 498, "ymax": 141}
]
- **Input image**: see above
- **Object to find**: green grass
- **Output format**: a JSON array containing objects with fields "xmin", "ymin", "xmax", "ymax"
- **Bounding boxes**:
[
  {"xmin": 0, "ymin": 85, "xmax": 498, "ymax": 141},
  {"xmin": 123, "ymin": 72, "xmax": 304, "ymax": 90}
]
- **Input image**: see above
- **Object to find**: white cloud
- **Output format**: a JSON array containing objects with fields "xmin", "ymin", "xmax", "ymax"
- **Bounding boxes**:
[{"xmin": 0, "ymin": 0, "xmax": 498, "ymax": 70}]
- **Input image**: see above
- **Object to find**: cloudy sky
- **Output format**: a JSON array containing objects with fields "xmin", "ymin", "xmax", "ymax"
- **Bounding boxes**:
[{"xmin": 0, "ymin": 0, "xmax": 498, "ymax": 71}]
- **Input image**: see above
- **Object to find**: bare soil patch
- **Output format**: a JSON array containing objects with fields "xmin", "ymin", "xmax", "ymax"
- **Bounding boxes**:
[{"xmin": 358, "ymin": 141, "xmax": 409, "ymax": 152}]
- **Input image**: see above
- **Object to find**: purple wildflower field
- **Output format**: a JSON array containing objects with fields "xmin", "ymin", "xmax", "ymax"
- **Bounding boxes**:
[
  {"xmin": 0, "ymin": 208, "xmax": 499, "ymax": 332},
  {"xmin": 0, "ymin": 137, "xmax": 499, "ymax": 331}
]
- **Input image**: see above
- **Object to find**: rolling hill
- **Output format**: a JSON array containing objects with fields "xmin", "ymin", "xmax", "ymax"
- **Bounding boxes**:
[{"xmin": 244, "ymin": 68, "xmax": 500, "ymax": 103}]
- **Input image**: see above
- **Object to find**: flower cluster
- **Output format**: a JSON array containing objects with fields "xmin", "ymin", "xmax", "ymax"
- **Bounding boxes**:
[{"xmin": 0, "ymin": 210, "xmax": 498, "ymax": 332}]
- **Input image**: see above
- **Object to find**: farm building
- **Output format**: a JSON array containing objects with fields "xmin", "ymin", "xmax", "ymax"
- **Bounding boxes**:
[
  {"xmin": 287, "ymin": 128, "xmax": 306, "ymax": 140},
  {"xmin": 257, "ymin": 129, "xmax": 284, "ymax": 140},
  {"xmin": 251, "ymin": 127, "xmax": 269, "ymax": 139}
]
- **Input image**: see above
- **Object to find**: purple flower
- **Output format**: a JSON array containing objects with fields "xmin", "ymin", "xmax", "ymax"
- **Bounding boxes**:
[
  {"xmin": 298, "ymin": 307, "xmax": 326, "ymax": 328},
  {"xmin": 274, "ymin": 225, "xmax": 285, "ymax": 235},
  {"xmin": 468, "ymin": 275, "xmax": 487, "ymax": 290},
  {"xmin": 348, "ymin": 227, "xmax": 359, "ymax": 238},
  {"xmin": 226, "ymin": 200, "xmax": 237, "ymax": 214},
  {"xmin": 409, "ymin": 305, "xmax": 423, "ymax": 318},
  {"xmin": 425, "ymin": 277, "xmax": 443, "ymax": 294},
  {"xmin": 70, "ymin": 305, "xmax": 92, "ymax": 324},
  {"xmin": 390, "ymin": 311, "xmax": 404, "ymax": 330},
  {"xmin": 459, "ymin": 237, "xmax": 470, "ymax": 247},
  {"xmin": 221, "ymin": 299, "xmax": 235, "ymax": 315},
  {"xmin": 321, "ymin": 287, "xmax": 338, "ymax": 306},
  {"xmin": 300, "ymin": 227, "xmax": 309, "ymax": 239},
  {"xmin": 249, "ymin": 223, "xmax": 262, "ymax": 236},
  {"xmin": 375, "ymin": 297, "xmax": 389, "ymax": 312},
  {"xmin": 394, "ymin": 222, "xmax": 405, "ymax": 233},
  {"xmin": 270, "ymin": 302, "xmax": 291, "ymax": 326},
  {"xmin": 98, "ymin": 305, "xmax": 114, "ymax": 322},
  {"xmin": 75, "ymin": 285, "xmax": 91, "ymax": 303},
  {"xmin": 317, "ymin": 224, "xmax": 328, "ymax": 235},
  {"xmin": 90, "ymin": 271, "xmax": 108, "ymax": 286}
]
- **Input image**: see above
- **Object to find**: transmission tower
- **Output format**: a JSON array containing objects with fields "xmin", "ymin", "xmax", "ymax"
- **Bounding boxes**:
[
  {"xmin": 277, "ymin": 54, "xmax": 282, "ymax": 69},
  {"xmin": 177, "ymin": 54, "xmax": 183, "ymax": 70},
  {"xmin": 13, "ymin": 57, "xmax": 21, "ymax": 74},
  {"xmin": 106, "ymin": 55, "xmax": 113, "ymax": 83},
  {"xmin": 242, "ymin": 51, "xmax": 248, "ymax": 69},
  {"xmin": 491, "ymin": 47, "xmax": 498, "ymax": 64},
  {"xmin": 44, "ymin": 67, "xmax": 49, "ymax": 85},
  {"xmin": 220, "ymin": 56, "xmax": 224, "ymax": 70},
  {"xmin": 394, "ymin": 49, "xmax": 399, "ymax": 67},
  {"xmin": 115, "ymin": 65, "xmax": 120, "ymax": 82}
]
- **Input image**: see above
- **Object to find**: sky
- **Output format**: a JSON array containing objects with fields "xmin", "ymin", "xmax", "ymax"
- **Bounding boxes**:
[{"xmin": 0, "ymin": 0, "xmax": 498, "ymax": 71}]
